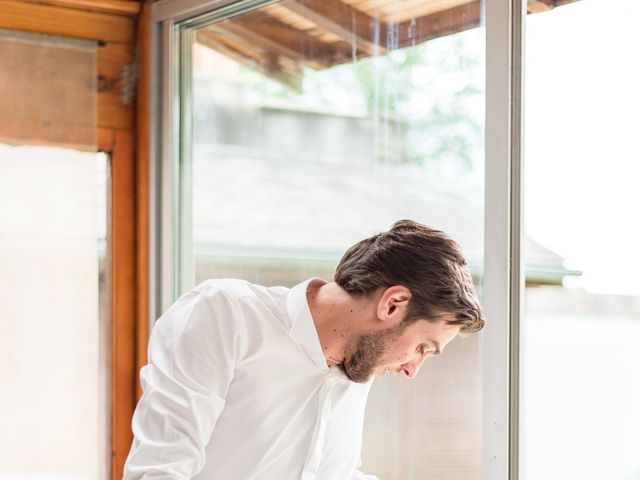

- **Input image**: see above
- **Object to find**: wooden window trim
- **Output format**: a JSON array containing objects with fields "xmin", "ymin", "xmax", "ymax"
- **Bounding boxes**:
[{"xmin": 98, "ymin": 127, "xmax": 140, "ymax": 480}]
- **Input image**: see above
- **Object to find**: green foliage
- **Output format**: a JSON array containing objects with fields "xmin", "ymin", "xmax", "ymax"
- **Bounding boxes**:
[
  {"xmin": 351, "ymin": 31, "xmax": 484, "ymax": 173},
  {"xmin": 245, "ymin": 29, "xmax": 484, "ymax": 176}
]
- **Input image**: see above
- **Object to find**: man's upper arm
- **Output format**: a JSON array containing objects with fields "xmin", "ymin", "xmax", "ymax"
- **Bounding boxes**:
[{"xmin": 123, "ymin": 285, "xmax": 245, "ymax": 480}]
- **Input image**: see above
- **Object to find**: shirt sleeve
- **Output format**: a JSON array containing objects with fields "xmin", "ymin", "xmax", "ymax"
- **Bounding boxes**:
[{"xmin": 123, "ymin": 285, "xmax": 245, "ymax": 480}]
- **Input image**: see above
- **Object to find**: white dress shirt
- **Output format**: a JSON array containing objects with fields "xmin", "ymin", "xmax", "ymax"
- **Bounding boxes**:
[{"xmin": 123, "ymin": 278, "xmax": 380, "ymax": 480}]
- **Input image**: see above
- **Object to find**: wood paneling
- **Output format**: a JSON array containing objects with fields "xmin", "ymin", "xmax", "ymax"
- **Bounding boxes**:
[
  {"xmin": 0, "ymin": 28, "xmax": 97, "ymax": 149},
  {"xmin": 281, "ymin": 0, "xmax": 386, "ymax": 56},
  {"xmin": 231, "ymin": 9, "xmax": 352, "ymax": 67},
  {"xmin": 0, "ymin": 0, "xmax": 135, "ymax": 43},
  {"xmin": 396, "ymin": 0, "xmax": 482, "ymax": 49},
  {"xmin": 341, "ymin": 0, "xmax": 472, "ymax": 23},
  {"xmin": 199, "ymin": 1, "xmax": 483, "ymax": 69},
  {"xmin": 23, "ymin": 0, "xmax": 141, "ymax": 16},
  {"xmin": 98, "ymin": 42, "xmax": 136, "ymax": 130},
  {"xmin": 0, "ymin": 0, "xmax": 136, "ymax": 130},
  {"xmin": 212, "ymin": 0, "xmax": 579, "ymax": 70}
]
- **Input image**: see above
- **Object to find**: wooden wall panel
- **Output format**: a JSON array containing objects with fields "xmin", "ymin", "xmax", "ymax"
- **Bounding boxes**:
[
  {"xmin": 25, "ymin": 0, "xmax": 141, "ymax": 15},
  {"xmin": 98, "ymin": 41, "xmax": 135, "ymax": 130},
  {"xmin": 0, "ymin": 30, "xmax": 97, "ymax": 149},
  {"xmin": 0, "ymin": 1, "xmax": 136, "ymax": 130},
  {"xmin": 0, "ymin": 0, "xmax": 135, "ymax": 42}
]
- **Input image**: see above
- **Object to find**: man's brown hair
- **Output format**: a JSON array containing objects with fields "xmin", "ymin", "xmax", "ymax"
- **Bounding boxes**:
[{"xmin": 334, "ymin": 219, "xmax": 484, "ymax": 333}]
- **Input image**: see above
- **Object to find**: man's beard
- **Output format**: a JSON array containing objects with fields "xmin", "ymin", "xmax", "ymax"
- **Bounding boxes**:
[{"xmin": 343, "ymin": 323, "xmax": 405, "ymax": 383}]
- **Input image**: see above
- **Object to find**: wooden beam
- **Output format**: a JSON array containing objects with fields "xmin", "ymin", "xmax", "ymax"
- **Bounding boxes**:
[
  {"xmin": 281, "ymin": 0, "xmax": 387, "ymax": 56},
  {"xmin": 196, "ymin": 29, "xmax": 303, "ymax": 91},
  {"xmin": 0, "ymin": 0, "xmax": 135, "ymax": 43},
  {"xmin": 391, "ymin": 0, "xmax": 577, "ymax": 48},
  {"xmin": 229, "ymin": 10, "xmax": 353, "ymax": 68},
  {"xmin": 277, "ymin": 1, "xmax": 483, "ymax": 67},
  {"xmin": 216, "ymin": 19, "xmax": 327, "ymax": 70},
  {"xmin": 23, "ymin": 0, "xmax": 141, "ymax": 16},
  {"xmin": 196, "ymin": 29, "xmax": 260, "ymax": 65},
  {"xmin": 394, "ymin": 1, "xmax": 482, "ymax": 50},
  {"xmin": 97, "ymin": 42, "xmax": 135, "ymax": 129}
]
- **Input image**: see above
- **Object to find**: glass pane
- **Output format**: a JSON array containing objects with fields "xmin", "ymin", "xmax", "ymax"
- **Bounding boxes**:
[
  {"xmin": 522, "ymin": 1, "xmax": 640, "ymax": 479},
  {"xmin": 180, "ymin": 1, "xmax": 485, "ymax": 478},
  {"xmin": 0, "ymin": 145, "xmax": 110, "ymax": 480}
]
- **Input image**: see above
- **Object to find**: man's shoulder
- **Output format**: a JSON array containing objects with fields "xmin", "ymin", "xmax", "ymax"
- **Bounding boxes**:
[
  {"xmin": 193, "ymin": 278, "xmax": 257, "ymax": 294},
  {"xmin": 193, "ymin": 277, "xmax": 286, "ymax": 292},
  {"xmin": 188, "ymin": 279, "xmax": 291, "ymax": 332},
  {"xmin": 191, "ymin": 278, "xmax": 288, "ymax": 305}
]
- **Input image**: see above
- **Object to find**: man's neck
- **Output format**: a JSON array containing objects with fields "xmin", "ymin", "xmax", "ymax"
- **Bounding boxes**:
[{"xmin": 306, "ymin": 280, "xmax": 375, "ymax": 367}]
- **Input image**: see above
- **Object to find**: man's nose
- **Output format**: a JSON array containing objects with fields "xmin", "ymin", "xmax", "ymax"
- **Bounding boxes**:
[{"xmin": 401, "ymin": 355, "xmax": 427, "ymax": 379}]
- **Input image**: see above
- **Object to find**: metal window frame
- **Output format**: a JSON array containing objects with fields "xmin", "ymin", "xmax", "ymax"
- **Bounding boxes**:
[
  {"xmin": 147, "ymin": 0, "xmax": 525, "ymax": 478},
  {"xmin": 483, "ymin": 0, "xmax": 525, "ymax": 479}
]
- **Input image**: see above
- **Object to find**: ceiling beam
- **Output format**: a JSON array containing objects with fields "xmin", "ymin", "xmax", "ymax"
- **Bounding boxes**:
[
  {"xmin": 196, "ymin": 0, "xmax": 582, "ymax": 75},
  {"xmin": 281, "ymin": 0, "xmax": 387, "ymax": 56},
  {"xmin": 220, "ymin": 17, "xmax": 325, "ymax": 70},
  {"xmin": 394, "ymin": 1, "xmax": 482, "ymax": 49},
  {"xmin": 22, "ymin": 0, "xmax": 141, "ymax": 16},
  {"xmin": 281, "ymin": 1, "xmax": 483, "ymax": 58},
  {"xmin": 0, "ymin": 0, "xmax": 135, "ymax": 42},
  {"xmin": 229, "ymin": 10, "xmax": 353, "ymax": 68},
  {"xmin": 196, "ymin": 29, "xmax": 304, "ymax": 91}
]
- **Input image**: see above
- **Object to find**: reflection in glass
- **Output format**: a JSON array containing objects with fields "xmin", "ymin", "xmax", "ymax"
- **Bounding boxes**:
[{"xmin": 182, "ymin": 2, "xmax": 485, "ymax": 478}]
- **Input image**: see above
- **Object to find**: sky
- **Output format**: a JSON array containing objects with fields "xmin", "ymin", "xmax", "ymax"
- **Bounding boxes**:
[{"xmin": 524, "ymin": 0, "xmax": 640, "ymax": 295}]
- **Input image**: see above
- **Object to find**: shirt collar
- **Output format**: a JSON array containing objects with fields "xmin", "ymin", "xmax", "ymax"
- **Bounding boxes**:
[{"xmin": 286, "ymin": 277, "xmax": 330, "ymax": 371}]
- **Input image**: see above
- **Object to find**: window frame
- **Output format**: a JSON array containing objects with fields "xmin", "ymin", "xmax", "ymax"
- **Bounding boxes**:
[{"xmin": 148, "ymin": 0, "xmax": 525, "ymax": 478}]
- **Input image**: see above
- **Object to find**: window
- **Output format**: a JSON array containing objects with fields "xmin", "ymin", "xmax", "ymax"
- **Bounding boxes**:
[
  {"xmin": 169, "ymin": 2, "xmax": 486, "ymax": 477},
  {"xmin": 0, "ymin": 145, "xmax": 110, "ymax": 479},
  {"xmin": 151, "ymin": 0, "xmax": 596, "ymax": 477},
  {"xmin": 522, "ymin": 2, "xmax": 640, "ymax": 479}
]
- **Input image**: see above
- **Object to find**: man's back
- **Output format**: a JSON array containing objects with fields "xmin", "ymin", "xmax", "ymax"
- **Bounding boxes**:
[{"xmin": 124, "ymin": 278, "xmax": 373, "ymax": 480}]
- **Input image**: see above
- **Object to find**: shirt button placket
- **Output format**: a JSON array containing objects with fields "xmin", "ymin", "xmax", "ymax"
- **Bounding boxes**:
[{"xmin": 301, "ymin": 373, "xmax": 338, "ymax": 479}]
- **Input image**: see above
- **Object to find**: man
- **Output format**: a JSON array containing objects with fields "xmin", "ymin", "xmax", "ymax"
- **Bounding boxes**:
[{"xmin": 123, "ymin": 220, "xmax": 484, "ymax": 480}]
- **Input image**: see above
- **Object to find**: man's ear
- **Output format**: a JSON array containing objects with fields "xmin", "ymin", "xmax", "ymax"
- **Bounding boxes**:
[{"xmin": 376, "ymin": 285, "xmax": 412, "ymax": 325}]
